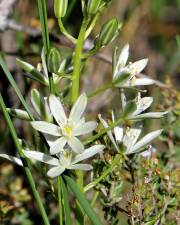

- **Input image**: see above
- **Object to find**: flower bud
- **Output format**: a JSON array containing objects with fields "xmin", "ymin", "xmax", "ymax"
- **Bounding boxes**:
[
  {"xmin": 54, "ymin": 0, "xmax": 68, "ymax": 18},
  {"xmin": 47, "ymin": 47, "xmax": 61, "ymax": 73},
  {"xmin": 97, "ymin": 18, "xmax": 121, "ymax": 47},
  {"xmin": 87, "ymin": 0, "xmax": 103, "ymax": 15}
]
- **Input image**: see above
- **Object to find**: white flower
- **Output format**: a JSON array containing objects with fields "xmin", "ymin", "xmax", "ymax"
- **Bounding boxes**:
[
  {"xmin": 31, "ymin": 93, "xmax": 97, "ymax": 154},
  {"xmin": 0, "ymin": 144, "xmax": 104, "ymax": 178},
  {"xmin": 24, "ymin": 145, "xmax": 104, "ymax": 178},
  {"xmin": 122, "ymin": 92, "xmax": 168, "ymax": 120},
  {"xmin": 113, "ymin": 43, "xmax": 154, "ymax": 87},
  {"xmin": 99, "ymin": 115, "xmax": 162, "ymax": 155}
]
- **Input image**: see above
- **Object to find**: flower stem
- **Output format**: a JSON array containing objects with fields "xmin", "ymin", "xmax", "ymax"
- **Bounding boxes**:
[
  {"xmin": 58, "ymin": 18, "xmax": 77, "ymax": 44},
  {"xmin": 58, "ymin": 176, "xmax": 63, "ymax": 225},
  {"xmin": 71, "ymin": 18, "xmax": 88, "ymax": 104},
  {"xmin": 84, "ymin": 117, "xmax": 124, "ymax": 145},
  {"xmin": 0, "ymin": 93, "xmax": 50, "ymax": 225},
  {"xmin": 88, "ymin": 83, "xmax": 114, "ymax": 98},
  {"xmin": 84, "ymin": 154, "xmax": 122, "ymax": 192}
]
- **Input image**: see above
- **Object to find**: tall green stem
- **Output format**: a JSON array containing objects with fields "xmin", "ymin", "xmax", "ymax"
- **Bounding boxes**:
[
  {"xmin": 0, "ymin": 94, "xmax": 50, "ymax": 225},
  {"xmin": 58, "ymin": 177, "xmax": 63, "ymax": 225},
  {"xmin": 71, "ymin": 18, "xmax": 88, "ymax": 104}
]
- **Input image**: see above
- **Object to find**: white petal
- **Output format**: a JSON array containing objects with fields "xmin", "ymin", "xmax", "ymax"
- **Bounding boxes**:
[
  {"xmin": 31, "ymin": 121, "xmax": 61, "ymax": 136},
  {"xmin": 133, "ymin": 97, "xmax": 153, "ymax": 116},
  {"xmin": 114, "ymin": 43, "xmax": 129, "ymax": 78},
  {"xmin": 47, "ymin": 166, "xmax": 65, "ymax": 178},
  {"xmin": 99, "ymin": 114, "xmax": 118, "ymax": 151},
  {"xmin": 73, "ymin": 145, "xmax": 105, "ymax": 164},
  {"xmin": 130, "ymin": 112, "xmax": 168, "ymax": 120},
  {"xmin": 128, "ymin": 59, "xmax": 148, "ymax": 76},
  {"xmin": 68, "ymin": 137, "xmax": 84, "ymax": 153},
  {"xmin": 24, "ymin": 151, "xmax": 59, "ymax": 166},
  {"xmin": 127, "ymin": 129, "xmax": 163, "ymax": 154},
  {"xmin": 123, "ymin": 124, "xmax": 142, "ymax": 151},
  {"xmin": 114, "ymin": 126, "xmax": 123, "ymax": 142},
  {"xmin": 49, "ymin": 95, "xmax": 67, "ymax": 125},
  {"xmin": 73, "ymin": 121, "xmax": 97, "ymax": 136},
  {"xmin": 0, "ymin": 154, "xmax": 23, "ymax": 166},
  {"xmin": 44, "ymin": 134, "xmax": 58, "ymax": 146},
  {"xmin": 68, "ymin": 164, "xmax": 92, "ymax": 171},
  {"xmin": 132, "ymin": 78, "xmax": 154, "ymax": 86},
  {"xmin": 69, "ymin": 93, "xmax": 87, "ymax": 123},
  {"xmin": 50, "ymin": 137, "xmax": 67, "ymax": 155}
]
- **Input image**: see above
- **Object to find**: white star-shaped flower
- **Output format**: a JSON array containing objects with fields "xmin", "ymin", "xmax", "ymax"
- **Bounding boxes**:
[
  {"xmin": 31, "ymin": 93, "xmax": 97, "ymax": 154},
  {"xmin": 99, "ymin": 114, "xmax": 162, "ymax": 155},
  {"xmin": 0, "ymin": 145, "xmax": 105, "ymax": 178},
  {"xmin": 113, "ymin": 43, "xmax": 154, "ymax": 87},
  {"xmin": 121, "ymin": 92, "xmax": 168, "ymax": 120}
]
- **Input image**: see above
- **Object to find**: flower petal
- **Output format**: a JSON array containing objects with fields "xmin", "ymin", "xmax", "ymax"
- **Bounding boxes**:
[
  {"xmin": 44, "ymin": 134, "xmax": 58, "ymax": 146},
  {"xmin": 0, "ymin": 154, "xmax": 23, "ymax": 166},
  {"xmin": 114, "ymin": 126, "xmax": 123, "ymax": 142},
  {"xmin": 99, "ymin": 114, "xmax": 118, "ymax": 151},
  {"xmin": 73, "ymin": 121, "xmax": 97, "ymax": 136},
  {"xmin": 123, "ymin": 124, "xmax": 142, "ymax": 151},
  {"xmin": 69, "ymin": 93, "xmax": 87, "ymax": 123},
  {"xmin": 133, "ymin": 96, "xmax": 153, "ymax": 116},
  {"xmin": 68, "ymin": 137, "xmax": 84, "ymax": 153},
  {"xmin": 49, "ymin": 95, "xmax": 67, "ymax": 124},
  {"xmin": 73, "ymin": 145, "xmax": 105, "ymax": 164},
  {"xmin": 47, "ymin": 166, "xmax": 65, "ymax": 178},
  {"xmin": 130, "ymin": 112, "xmax": 168, "ymax": 120},
  {"xmin": 50, "ymin": 137, "xmax": 67, "ymax": 155},
  {"xmin": 128, "ymin": 59, "xmax": 148, "ymax": 76},
  {"xmin": 68, "ymin": 164, "xmax": 92, "ymax": 171},
  {"xmin": 127, "ymin": 129, "xmax": 163, "ymax": 154},
  {"xmin": 31, "ymin": 121, "xmax": 61, "ymax": 136},
  {"xmin": 113, "ymin": 43, "xmax": 129, "ymax": 79},
  {"xmin": 132, "ymin": 78, "xmax": 154, "ymax": 86},
  {"xmin": 24, "ymin": 151, "xmax": 59, "ymax": 166}
]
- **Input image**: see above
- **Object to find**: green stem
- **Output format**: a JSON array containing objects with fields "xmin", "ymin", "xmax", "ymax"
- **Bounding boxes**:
[
  {"xmin": 58, "ymin": 18, "xmax": 77, "ymax": 44},
  {"xmin": 84, "ymin": 154, "xmax": 122, "ymax": 192},
  {"xmin": 58, "ymin": 177, "xmax": 63, "ymax": 225},
  {"xmin": 84, "ymin": 117, "xmax": 124, "ymax": 146},
  {"xmin": 0, "ymin": 55, "xmax": 34, "ymax": 121},
  {"xmin": 37, "ymin": 0, "xmax": 50, "ymax": 55},
  {"xmin": 64, "ymin": 175, "xmax": 104, "ymax": 225},
  {"xmin": 88, "ymin": 83, "xmax": 113, "ymax": 98},
  {"xmin": 71, "ymin": 18, "xmax": 88, "ymax": 104},
  {"xmin": 0, "ymin": 93, "xmax": 50, "ymax": 225},
  {"xmin": 61, "ymin": 178, "xmax": 71, "ymax": 225}
]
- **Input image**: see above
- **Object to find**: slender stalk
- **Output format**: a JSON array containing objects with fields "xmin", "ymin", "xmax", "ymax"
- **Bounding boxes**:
[
  {"xmin": 84, "ymin": 117, "xmax": 124, "ymax": 145},
  {"xmin": 37, "ymin": 0, "xmax": 50, "ymax": 55},
  {"xmin": 84, "ymin": 154, "xmax": 122, "ymax": 192},
  {"xmin": 58, "ymin": 18, "xmax": 77, "ymax": 44},
  {"xmin": 0, "ymin": 55, "xmax": 34, "ymax": 120},
  {"xmin": 0, "ymin": 93, "xmax": 50, "ymax": 225},
  {"xmin": 64, "ymin": 175, "xmax": 104, "ymax": 225},
  {"xmin": 61, "ymin": 178, "xmax": 71, "ymax": 225},
  {"xmin": 71, "ymin": 18, "xmax": 88, "ymax": 104},
  {"xmin": 58, "ymin": 177, "xmax": 63, "ymax": 225},
  {"xmin": 88, "ymin": 83, "xmax": 113, "ymax": 98}
]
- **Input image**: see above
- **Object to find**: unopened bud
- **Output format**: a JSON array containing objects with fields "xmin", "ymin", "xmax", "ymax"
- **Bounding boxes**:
[
  {"xmin": 47, "ymin": 47, "xmax": 61, "ymax": 73},
  {"xmin": 87, "ymin": 0, "xmax": 103, "ymax": 15},
  {"xmin": 54, "ymin": 0, "xmax": 68, "ymax": 18}
]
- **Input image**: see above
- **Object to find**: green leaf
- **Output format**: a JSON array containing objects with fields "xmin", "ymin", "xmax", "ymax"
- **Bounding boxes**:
[
  {"xmin": 61, "ymin": 178, "xmax": 71, "ymax": 225},
  {"xmin": 64, "ymin": 175, "xmax": 104, "ymax": 225}
]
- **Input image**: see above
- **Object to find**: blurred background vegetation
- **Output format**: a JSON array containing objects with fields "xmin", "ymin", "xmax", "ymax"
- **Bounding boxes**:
[{"xmin": 0, "ymin": 0, "xmax": 179, "ymax": 224}]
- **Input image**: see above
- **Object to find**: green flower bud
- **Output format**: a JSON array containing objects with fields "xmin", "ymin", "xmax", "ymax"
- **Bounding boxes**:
[
  {"xmin": 87, "ymin": 0, "xmax": 103, "ymax": 15},
  {"xmin": 47, "ymin": 47, "xmax": 61, "ymax": 73},
  {"xmin": 54, "ymin": 0, "xmax": 68, "ymax": 18},
  {"xmin": 97, "ymin": 18, "xmax": 122, "ymax": 47}
]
